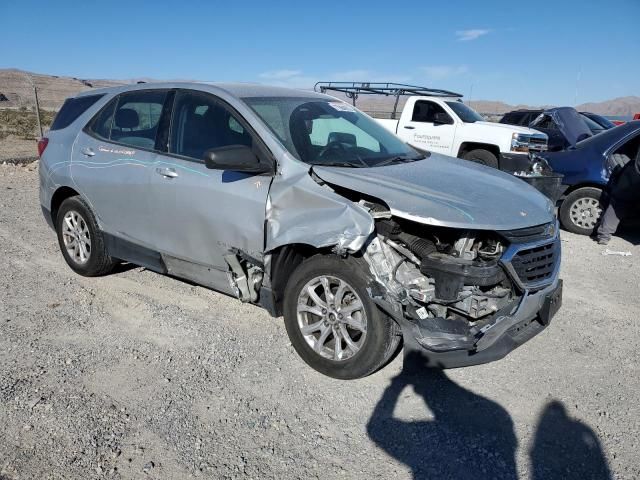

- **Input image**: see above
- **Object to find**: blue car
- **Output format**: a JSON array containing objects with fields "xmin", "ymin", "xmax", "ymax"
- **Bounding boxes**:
[{"xmin": 536, "ymin": 121, "xmax": 640, "ymax": 235}]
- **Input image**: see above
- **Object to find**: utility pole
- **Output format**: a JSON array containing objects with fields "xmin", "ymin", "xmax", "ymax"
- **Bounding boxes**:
[{"xmin": 25, "ymin": 74, "xmax": 43, "ymax": 138}]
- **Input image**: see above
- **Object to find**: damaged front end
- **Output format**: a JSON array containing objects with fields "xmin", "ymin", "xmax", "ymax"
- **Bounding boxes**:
[{"xmin": 360, "ymin": 205, "xmax": 562, "ymax": 368}]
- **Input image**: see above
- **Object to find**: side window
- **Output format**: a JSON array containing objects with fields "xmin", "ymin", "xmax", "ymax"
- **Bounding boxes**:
[
  {"xmin": 87, "ymin": 97, "xmax": 118, "ymax": 140},
  {"xmin": 524, "ymin": 113, "xmax": 539, "ymax": 125},
  {"xmin": 309, "ymin": 117, "xmax": 381, "ymax": 152},
  {"xmin": 51, "ymin": 94, "xmax": 104, "ymax": 131},
  {"xmin": 170, "ymin": 90, "xmax": 253, "ymax": 161},
  {"xmin": 411, "ymin": 101, "xmax": 450, "ymax": 123},
  {"xmin": 536, "ymin": 115, "xmax": 558, "ymax": 130},
  {"xmin": 109, "ymin": 90, "xmax": 167, "ymax": 149}
]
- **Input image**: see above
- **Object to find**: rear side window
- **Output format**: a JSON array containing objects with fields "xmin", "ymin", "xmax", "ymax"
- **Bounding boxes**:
[
  {"xmin": 109, "ymin": 91, "xmax": 167, "ymax": 149},
  {"xmin": 50, "ymin": 94, "xmax": 104, "ymax": 131}
]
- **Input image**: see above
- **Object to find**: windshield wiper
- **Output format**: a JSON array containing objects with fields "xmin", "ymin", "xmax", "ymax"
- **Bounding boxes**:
[
  {"xmin": 309, "ymin": 161, "xmax": 367, "ymax": 168},
  {"xmin": 375, "ymin": 154, "xmax": 427, "ymax": 167}
]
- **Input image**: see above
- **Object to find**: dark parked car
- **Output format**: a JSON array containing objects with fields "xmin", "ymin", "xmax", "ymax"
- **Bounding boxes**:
[
  {"xmin": 580, "ymin": 112, "xmax": 616, "ymax": 131},
  {"xmin": 501, "ymin": 108, "xmax": 606, "ymax": 151},
  {"xmin": 534, "ymin": 121, "xmax": 640, "ymax": 235}
]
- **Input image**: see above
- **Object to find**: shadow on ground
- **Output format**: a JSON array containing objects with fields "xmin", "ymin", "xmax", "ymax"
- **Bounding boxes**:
[{"xmin": 367, "ymin": 352, "xmax": 611, "ymax": 480}]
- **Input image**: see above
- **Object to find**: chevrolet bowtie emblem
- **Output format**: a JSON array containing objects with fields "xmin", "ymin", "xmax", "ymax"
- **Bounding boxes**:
[{"xmin": 520, "ymin": 211, "xmax": 528, "ymax": 217}]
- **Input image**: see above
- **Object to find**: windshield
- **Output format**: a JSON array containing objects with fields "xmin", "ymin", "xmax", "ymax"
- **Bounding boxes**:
[
  {"xmin": 580, "ymin": 114, "xmax": 606, "ymax": 133},
  {"xmin": 243, "ymin": 96, "xmax": 425, "ymax": 167},
  {"xmin": 445, "ymin": 101, "xmax": 484, "ymax": 123},
  {"xmin": 582, "ymin": 113, "xmax": 615, "ymax": 129}
]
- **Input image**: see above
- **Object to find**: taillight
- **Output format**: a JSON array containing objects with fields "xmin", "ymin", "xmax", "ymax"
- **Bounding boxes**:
[{"xmin": 37, "ymin": 137, "xmax": 49, "ymax": 158}]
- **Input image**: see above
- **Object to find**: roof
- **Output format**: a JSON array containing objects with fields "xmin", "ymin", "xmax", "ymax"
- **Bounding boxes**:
[{"xmin": 75, "ymin": 82, "xmax": 328, "ymax": 100}]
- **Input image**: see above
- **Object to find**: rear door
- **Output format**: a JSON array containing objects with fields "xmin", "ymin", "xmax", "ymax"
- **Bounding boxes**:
[
  {"xmin": 147, "ymin": 89, "xmax": 272, "ymax": 280},
  {"xmin": 71, "ymin": 89, "xmax": 170, "ymax": 245},
  {"xmin": 398, "ymin": 100, "xmax": 457, "ymax": 155}
]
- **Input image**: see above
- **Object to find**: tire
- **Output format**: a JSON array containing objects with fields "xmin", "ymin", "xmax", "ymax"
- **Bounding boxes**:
[
  {"xmin": 56, "ymin": 196, "xmax": 115, "ymax": 276},
  {"xmin": 283, "ymin": 255, "xmax": 401, "ymax": 380},
  {"xmin": 462, "ymin": 149, "xmax": 499, "ymax": 169},
  {"xmin": 559, "ymin": 187, "xmax": 603, "ymax": 235}
]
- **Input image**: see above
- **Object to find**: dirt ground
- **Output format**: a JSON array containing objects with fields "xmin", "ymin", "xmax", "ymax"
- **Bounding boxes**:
[
  {"xmin": 0, "ymin": 136, "xmax": 37, "ymax": 163},
  {"xmin": 1, "ymin": 163, "xmax": 639, "ymax": 480}
]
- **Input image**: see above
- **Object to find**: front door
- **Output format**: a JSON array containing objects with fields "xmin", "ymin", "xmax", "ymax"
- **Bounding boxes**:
[
  {"xmin": 148, "ymin": 89, "xmax": 271, "ymax": 276},
  {"xmin": 71, "ymin": 90, "xmax": 169, "ymax": 246},
  {"xmin": 399, "ymin": 100, "xmax": 457, "ymax": 155}
]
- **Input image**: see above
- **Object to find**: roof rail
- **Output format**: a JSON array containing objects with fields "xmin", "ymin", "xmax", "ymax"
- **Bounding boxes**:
[{"xmin": 314, "ymin": 82, "xmax": 462, "ymax": 119}]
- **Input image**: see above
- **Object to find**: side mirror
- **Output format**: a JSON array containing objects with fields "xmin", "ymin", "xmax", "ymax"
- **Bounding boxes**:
[
  {"xmin": 204, "ymin": 145, "xmax": 271, "ymax": 173},
  {"xmin": 433, "ymin": 112, "xmax": 453, "ymax": 125}
]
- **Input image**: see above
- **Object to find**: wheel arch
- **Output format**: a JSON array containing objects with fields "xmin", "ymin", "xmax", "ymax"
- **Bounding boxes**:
[
  {"xmin": 561, "ymin": 182, "xmax": 605, "ymax": 198},
  {"xmin": 266, "ymin": 243, "xmax": 333, "ymax": 316},
  {"xmin": 457, "ymin": 142, "xmax": 501, "ymax": 159},
  {"xmin": 50, "ymin": 186, "xmax": 81, "ymax": 223}
]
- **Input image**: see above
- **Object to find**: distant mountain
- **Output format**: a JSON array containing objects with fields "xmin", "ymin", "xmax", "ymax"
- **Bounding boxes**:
[
  {"xmin": 1, "ymin": 69, "xmax": 638, "ymax": 117},
  {"xmin": 576, "ymin": 96, "xmax": 640, "ymax": 117},
  {"xmin": 0, "ymin": 68, "xmax": 123, "ymax": 110}
]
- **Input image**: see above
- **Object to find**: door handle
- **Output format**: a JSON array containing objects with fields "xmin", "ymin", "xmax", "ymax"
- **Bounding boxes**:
[
  {"xmin": 156, "ymin": 167, "xmax": 178, "ymax": 178},
  {"xmin": 80, "ymin": 147, "xmax": 95, "ymax": 157},
  {"xmin": 403, "ymin": 126, "xmax": 415, "ymax": 130}
]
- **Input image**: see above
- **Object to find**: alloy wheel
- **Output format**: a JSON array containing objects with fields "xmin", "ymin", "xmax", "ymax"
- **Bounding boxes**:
[
  {"xmin": 61, "ymin": 210, "xmax": 92, "ymax": 265},
  {"xmin": 296, "ymin": 275, "xmax": 367, "ymax": 361}
]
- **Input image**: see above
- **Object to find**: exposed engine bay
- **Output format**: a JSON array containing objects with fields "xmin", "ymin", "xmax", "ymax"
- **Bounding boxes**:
[{"xmin": 360, "ymin": 202, "xmax": 519, "ymax": 352}]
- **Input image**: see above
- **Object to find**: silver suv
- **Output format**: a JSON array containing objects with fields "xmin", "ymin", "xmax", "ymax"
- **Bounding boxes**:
[{"xmin": 39, "ymin": 83, "xmax": 563, "ymax": 379}]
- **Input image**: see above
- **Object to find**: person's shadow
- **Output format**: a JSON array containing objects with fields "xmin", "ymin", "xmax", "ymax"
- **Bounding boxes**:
[
  {"xmin": 367, "ymin": 352, "xmax": 518, "ymax": 479},
  {"xmin": 530, "ymin": 401, "xmax": 612, "ymax": 480},
  {"xmin": 367, "ymin": 352, "xmax": 612, "ymax": 480}
]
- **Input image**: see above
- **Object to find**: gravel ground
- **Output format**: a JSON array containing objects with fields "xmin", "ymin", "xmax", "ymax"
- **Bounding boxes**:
[
  {"xmin": 1, "ymin": 163, "xmax": 639, "ymax": 480},
  {"xmin": 0, "ymin": 136, "xmax": 37, "ymax": 163}
]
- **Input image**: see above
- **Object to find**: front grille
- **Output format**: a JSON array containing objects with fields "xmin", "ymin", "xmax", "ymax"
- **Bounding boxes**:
[
  {"xmin": 498, "ymin": 223, "xmax": 553, "ymax": 244},
  {"xmin": 509, "ymin": 239, "xmax": 559, "ymax": 288},
  {"xmin": 529, "ymin": 136, "xmax": 548, "ymax": 152}
]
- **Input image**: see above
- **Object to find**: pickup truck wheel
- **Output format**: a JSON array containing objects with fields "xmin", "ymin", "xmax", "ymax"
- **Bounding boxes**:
[
  {"xmin": 56, "ymin": 196, "xmax": 115, "ymax": 276},
  {"xmin": 462, "ymin": 149, "xmax": 499, "ymax": 169},
  {"xmin": 283, "ymin": 255, "xmax": 401, "ymax": 379},
  {"xmin": 559, "ymin": 187, "xmax": 603, "ymax": 235}
]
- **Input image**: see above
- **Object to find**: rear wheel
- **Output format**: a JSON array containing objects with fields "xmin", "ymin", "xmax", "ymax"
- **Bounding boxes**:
[
  {"xmin": 559, "ymin": 187, "xmax": 603, "ymax": 235},
  {"xmin": 462, "ymin": 149, "xmax": 499, "ymax": 169},
  {"xmin": 56, "ymin": 196, "xmax": 115, "ymax": 276},
  {"xmin": 283, "ymin": 255, "xmax": 401, "ymax": 379}
]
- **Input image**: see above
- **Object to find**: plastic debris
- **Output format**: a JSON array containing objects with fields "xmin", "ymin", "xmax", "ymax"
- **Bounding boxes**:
[{"xmin": 602, "ymin": 249, "xmax": 632, "ymax": 257}]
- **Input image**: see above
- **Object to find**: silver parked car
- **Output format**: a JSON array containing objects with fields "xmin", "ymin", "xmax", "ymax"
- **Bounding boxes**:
[{"xmin": 39, "ymin": 83, "xmax": 563, "ymax": 379}]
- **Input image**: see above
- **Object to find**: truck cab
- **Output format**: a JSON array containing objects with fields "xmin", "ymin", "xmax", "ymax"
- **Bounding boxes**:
[
  {"xmin": 314, "ymin": 82, "xmax": 548, "ymax": 172},
  {"xmin": 376, "ymin": 95, "xmax": 548, "ymax": 171}
]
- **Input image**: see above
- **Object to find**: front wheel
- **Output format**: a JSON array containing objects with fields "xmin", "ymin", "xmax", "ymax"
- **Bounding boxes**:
[
  {"xmin": 283, "ymin": 255, "xmax": 401, "ymax": 379},
  {"xmin": 462, "ymin": 149, "xmax": 499, "ymax": 169},
  {"xmin": 559, "ymin": 187, "xmax": 603, "ymax": 235}
]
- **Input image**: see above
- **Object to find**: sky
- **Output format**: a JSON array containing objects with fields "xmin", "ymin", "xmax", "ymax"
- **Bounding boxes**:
[{"xmin": 1, "ymin": 0, "xmax": 639, "ymax": 106}]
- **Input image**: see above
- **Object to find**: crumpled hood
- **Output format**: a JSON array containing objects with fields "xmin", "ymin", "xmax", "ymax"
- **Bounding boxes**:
[
  {"xmin": 313, "ymin": 154, "xmax": 555, "ymax": 230},
  {"xmin": 533, "ymin": 107, "xmax": 592, "ymax": 147}
]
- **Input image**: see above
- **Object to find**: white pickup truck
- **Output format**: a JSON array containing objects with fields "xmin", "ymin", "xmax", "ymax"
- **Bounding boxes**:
[{"xmin": 315, "ymin": 82, "xmax": 548, "ymax": 172}]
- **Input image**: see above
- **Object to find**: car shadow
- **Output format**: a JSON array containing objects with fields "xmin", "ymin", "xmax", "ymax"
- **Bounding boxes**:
[
  {"xmin": 367, "ymin": 352, "xmax": 518, "ymax": 479},
  {"xmin": 530, "ymin": 400, "xmax": 612, "ymax": 480},
  {"xmin": 367, "ymin": 352, "xmax": 611, "ymax": 480},
  {"xmin": 616, "ymin": 226, "xmax": 640, "ymax": 246}
]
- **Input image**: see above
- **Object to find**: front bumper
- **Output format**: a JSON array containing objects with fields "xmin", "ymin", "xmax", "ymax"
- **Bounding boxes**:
[
  {"xmin": 499, "ymin": 152, "xmax": 534, "ymax": 173},
  {"xmin": 399, "ymin": 278, "xmax": 562, "ymax": 369}
]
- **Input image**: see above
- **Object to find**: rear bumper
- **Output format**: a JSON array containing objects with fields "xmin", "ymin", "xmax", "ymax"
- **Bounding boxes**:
[{"xmin": 400, "ymin": 278, "xmax": 562, "ymax": 369}]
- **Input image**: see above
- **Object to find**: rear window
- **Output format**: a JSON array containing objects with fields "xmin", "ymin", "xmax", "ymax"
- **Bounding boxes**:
[{"xmin": 50, "ymin": 94, "xmax": 104, "ymax": 131}]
